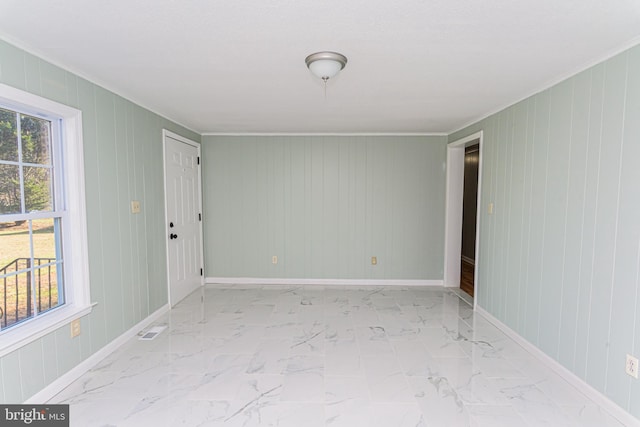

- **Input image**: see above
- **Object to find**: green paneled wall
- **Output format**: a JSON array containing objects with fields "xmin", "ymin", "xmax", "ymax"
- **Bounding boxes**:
[
  {"xmin": 0, "ymin": 39, "xmax": 200, "ymax": 402},
  {"xmin": 202, "ymin": 135, "xmax": 447, "ymax": 281},
  {"xmin": 449, "ymin": 44, "xmax": 640, "ymax": 418}
]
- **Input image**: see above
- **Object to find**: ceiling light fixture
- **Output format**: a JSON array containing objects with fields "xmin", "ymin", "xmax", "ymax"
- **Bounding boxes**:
[{"xmin": 305, "ymin": 51, "xmax": 348, "ymax": 83}]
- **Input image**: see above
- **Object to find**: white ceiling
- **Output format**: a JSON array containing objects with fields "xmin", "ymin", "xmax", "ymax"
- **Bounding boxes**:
[{"xmin": 0, "ymin": 1, "xmax": 639, "ymax": 134}]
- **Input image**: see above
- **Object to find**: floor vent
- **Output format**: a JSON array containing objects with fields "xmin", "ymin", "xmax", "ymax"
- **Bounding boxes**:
[{"xmin": 138, "ymin": 325, "xmax": 167, "ymax": 341}]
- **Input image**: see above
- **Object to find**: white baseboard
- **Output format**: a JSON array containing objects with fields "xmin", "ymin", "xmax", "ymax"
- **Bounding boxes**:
[
  {"xmin": 206, "ymin": 277, "xmax": 443, "ymax": 287},
  {"xmin": 476, "ymin": 306, "xmax": 640, "ymax": 427},
  {"xmin": 26, "ymin": 304, "xmax": 170, "ymax": 404}
]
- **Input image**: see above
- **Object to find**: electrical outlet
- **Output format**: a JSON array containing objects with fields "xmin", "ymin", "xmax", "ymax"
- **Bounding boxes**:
[
  {"xmin": 70, "ymin": 319, "xmax": 81, "ymax": 338},
  {"xmin": 272, "ymin": 255, "xmax": 278, "ymax": 265},
  {"xmin": 371, "ymin": 256, "xmax": 377, "ymax": 265},
  {"xmin": 626, "ymin": 354, "xmax": 639, "ymax": 379},
  {"xmin": 131, "ymin": 200, "xmax": 141, "ymax": 214}
]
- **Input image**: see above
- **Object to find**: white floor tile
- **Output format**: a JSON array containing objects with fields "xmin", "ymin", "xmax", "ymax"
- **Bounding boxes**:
[{"xmin": 47, "ymin": 285, "xmax": 627, "ymax": 426}]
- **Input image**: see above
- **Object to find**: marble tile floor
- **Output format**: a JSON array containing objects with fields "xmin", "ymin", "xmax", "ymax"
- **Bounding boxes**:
[{"xmin": 49, "ymin": 285, "xmax": 627, "ymax": 426}]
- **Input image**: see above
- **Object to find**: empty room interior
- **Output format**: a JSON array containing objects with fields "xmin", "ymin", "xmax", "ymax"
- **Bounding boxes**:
[{"xmin": 1, "ymin": 1, "xmax": 640, "ymax": 426}]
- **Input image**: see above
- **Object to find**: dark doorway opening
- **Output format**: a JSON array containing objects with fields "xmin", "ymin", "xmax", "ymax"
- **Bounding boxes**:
[{"xmin": 460, "ymin": 144, "xmax": 479, "ymax": 297}]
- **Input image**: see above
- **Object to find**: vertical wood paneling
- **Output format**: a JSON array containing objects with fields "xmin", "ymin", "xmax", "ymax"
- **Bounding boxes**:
[
  {"xmin": 505, "ymin": 101, "xmax": 527, "ymax": 329},
  {"xmin": 477, "ymin": 116, "xmax": 495, "ymax": 308},
  {"xmin": 586, "ymin": 53, "xmax": 627, "ymax": 392},
  {"xmin": 18, "ymin": 341, "xmax": 45, "ymax": 399},
  {"xmin": 517, "ymin": 97, "xmax": 535, "ymax": 336},
  {"xmin": 114, "ymin": 96, "xmax": 134, "ymax": 329},
  {"xmin": 95, "ymin": 87, "xmax": 122, "ymax": 341},
  {"xmin": 539, "ymin": 79, "xmax": 573, "ymax": 358},
  {"xmin": 0, "ymin": 40, "xmax": 199, "ymax": 401},
  {"xmin": 202, "ymin": 135, "xmax": 447, "ymax": 280},
  {"xmin": 41, "ymin": 334, "xmax": 58, "ymax": 385},
  {"xmin": 524, "ymin": 90, "xmax": 550, "ymax": 345},
  {"xmin": 558, "ymin": 69, "xmax": 592, "ymax": 370},
  {"xmin": 24, "ymin": 54, "xmax": 41, "ymax": 96},
  {"xmin": 575, "ymin": 63, "xmax": 605, "ymax": 379},
  {"xmin": 626, "ymin": 48, "xmax": 640, "ymax": 420},
  {"xmin": 2, "ymin": 351, "xmax": 23, "ymax": 402},
  {"xmin": 606, "ymin": 48, "xmax": 640, "ymax": 406},
  {"xmin": 0, "ymin": 41, "xmax": 26, "ymax": 89},
  {"xmin": 39, "ymin": 61, "xmax": 67, "ymax": 105},
  {"xmin": 449, "ymin": 44, "xmax": 640, "ymax": 416}
]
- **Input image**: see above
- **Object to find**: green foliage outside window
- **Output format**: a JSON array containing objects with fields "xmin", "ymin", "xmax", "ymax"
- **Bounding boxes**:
[{"xmin": 0, "ymin": 108, "xmax": 52, "ymax": 215}]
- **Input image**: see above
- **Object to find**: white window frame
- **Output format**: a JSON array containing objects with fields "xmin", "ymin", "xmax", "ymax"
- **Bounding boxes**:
[{"xmin": 0, "ymin": 83, "xmax": 91, "ymax": 357}]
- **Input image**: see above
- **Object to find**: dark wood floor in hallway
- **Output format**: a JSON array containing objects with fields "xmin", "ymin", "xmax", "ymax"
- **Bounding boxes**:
[{"xmin": 461, "ymin": 259, "xmax": 474, "ymax": 297}]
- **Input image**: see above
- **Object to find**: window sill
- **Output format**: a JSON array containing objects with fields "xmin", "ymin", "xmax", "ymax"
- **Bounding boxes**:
[{"xmin": 0, "ymin": 303, "xmax": 95, "ymax": 358}]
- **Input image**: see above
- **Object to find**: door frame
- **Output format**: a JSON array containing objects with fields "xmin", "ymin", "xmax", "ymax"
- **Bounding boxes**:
[
  {"xmin": 443, "ymin": 130, "xmax": 483, "ymax": 309},
  {"xmin": 162, "ymin": 129, "xmax": 205, "ymax": 307}
]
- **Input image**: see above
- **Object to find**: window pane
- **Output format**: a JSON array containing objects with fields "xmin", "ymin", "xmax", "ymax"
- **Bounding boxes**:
[
  {"xmin": 0, "ymin": 108, "xmax": 18, "ymax": 162},
  {"xmin": 21, "ymin": 114, "xmax": 51, "ymax": 165},
  {"xmin": 24, "ymin": 166, "xmax": 53, "ymax": 212},
  {"xmin": 34, "ymin": 264, "xmax": 62, "ymax": 314},
  {"xmin": 0, "ymin": 220, "xmax": 30, "ymax": 269},
  {"xmin": 0, "ymin": 164, "xmax": 21, "ymax": 214},
  {"xmin": 0, "ymin": 221, "xmax": 33, "ymax": 329},
  {"xmin": 32, "ymin": 218, "xmax": 58, "ymax": 261}
]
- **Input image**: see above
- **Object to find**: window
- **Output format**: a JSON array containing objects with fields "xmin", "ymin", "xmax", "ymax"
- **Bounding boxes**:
[
  {"xmin": 1, "ymin": 107, "xmax": 64, "ymax": 329},
  {"xmin": 0, "ymin": 83, "xmax": 90, "ymax": 356}
]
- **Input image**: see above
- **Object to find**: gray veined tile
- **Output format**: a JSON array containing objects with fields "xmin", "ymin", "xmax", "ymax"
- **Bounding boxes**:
[
  {"xmin": 281, "ymin": 371, "xmax": 325, "ymax": 402},
  {"xmin": 419, "ymin": 327, "xmax": 469, "ymax": 358},
  {"xmin": 559, "ymin": 404, "xmax": 626, "ymax": 427},
  {"xmin": 409, "ymin": 376, "xmax": 472, "ymax": 427},
  {"xmin": 325, "ymin": 376, "xmax": 370, "ymax": 404},
  {"xmin": 290, "ymin": 321, "xmax": 326, "ymax": 355},
  {"xmin": 325, "ymin": 339, "xmax": 364, "ymax": 377},
  {"xmin": 355, "ymin": 325, "xmax": 395, "ymax": 355},
  {"xmin": 467, "ymin": 405, "xmax": 529, "ymax": 427},
  {"xmin": 325, "ymin": 315, "xmax": 356, "ymax": 341},
  {"xmin": 45, "ymin": 285, "xmax": 624, "ymax": 426},
  {"xmin": 368, "ymin": 403, "xmax": 428, "ymax": 427},
  {"xmin": 392, "ymin": 340, "xmax": 440, "ymax": 377},
  {"xmin": 188, "ymin": 354, "xmax": 253, "ymax": 400},
  {"xmin": 326, "ymin": 399, "xmax": 373, "ymax": 426},
  {"xmin": 361, "ymin": 355, "xmax": 414, "ymax": 403},
  {"xmin": 246, "ymin": 338, "xmax": 292, "ymax": 374}
]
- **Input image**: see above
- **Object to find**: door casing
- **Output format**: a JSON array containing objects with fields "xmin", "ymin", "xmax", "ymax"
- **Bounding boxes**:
[
  {"xmin": 162, "ymin": 129, "xmax": 204, "ymax": 307},
  {"xmin": 444, "ymin": 130, "xmax": 483, "ymax": 309}
]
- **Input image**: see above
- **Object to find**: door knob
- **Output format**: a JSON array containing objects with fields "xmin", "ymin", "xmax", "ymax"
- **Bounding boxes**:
[
  {"xmin": 169, "ymin": 222, "xmax": 174, "ymax": 228},
  {"xmin": 170, "ymin": 233, "xmax": 178, "ymax": 239}
]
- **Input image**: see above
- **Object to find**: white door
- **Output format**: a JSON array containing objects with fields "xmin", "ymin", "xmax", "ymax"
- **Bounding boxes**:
[{"xmin": 163, "ymin": 131, "xmax": 203, "ymax": 307}]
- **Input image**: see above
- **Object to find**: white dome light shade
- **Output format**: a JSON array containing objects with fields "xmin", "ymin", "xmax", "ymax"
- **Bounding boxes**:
[{"xmin": 305, "ymin": 52, "xmax": 347, "ymax": 80}]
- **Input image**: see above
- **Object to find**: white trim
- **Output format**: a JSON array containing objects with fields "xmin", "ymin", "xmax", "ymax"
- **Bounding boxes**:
[
  {"xmin": 162, "ymin": 130, "xmax": 205, "ymax": 307},
  {"xmin": 448, "ymin": 37, "xmax": 640, "ymax": 135},
  {"xmin": 0, "ymin": 304, "xmax": 94, "ymax": 358},
  {"xmin": 25, "ymin": 304, "xmax": 170, "ymax": 404},
  {"xmin": 476, "ymin": 306, "xmax": 640, "ymax": 427},
  {"xmin": 0, "ymin": 83, "xmax": 91, "ymax": 355},
  {"xmin": 444, "ymin": 131, "xmax": 483, "ymax": 313},
  {"xmin": 202, "ymin": 132, "xmax": 448, "ymax": 137},
  {"xmin": 206, "ymin": 277, "xmax": 443, "ymax": 287}
]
